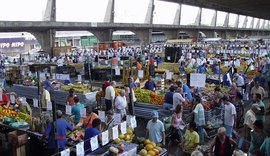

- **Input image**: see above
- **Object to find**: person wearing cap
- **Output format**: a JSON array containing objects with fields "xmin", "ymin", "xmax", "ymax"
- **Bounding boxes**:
[
  {"xmin": 75, "ymin": 106, "xmax": 99, "ymax": 129},
  {"xmin": 145, "ymin": 111, "xmax": 165, "ymax": 146},
  {"xmin": 43, "ymin": 110, "xmax": 73, "ymax": 155},
  {"xmin": 105, "ymin": 81, "xmax": 116, "ymax": 111},
  {"xmin": 249, "ymin": 120, "xmax": 268, "ymax": 156},
  {"xmin": 222, "ymin": 96, "xmax": 236, "ymax": 138},
  {"xmin": 250, "ymin": 81, "xmax": 265, "ymax": 101},
  {"xmin": 71, "ymin": 97, "xmax": 85, "ymax": 124},
  {"xmin": 244, "ymin": 104, "xmax": 261, "ymax": 141},
  {"xmin": 114, "ymin": 89, "xmax": 127, "ymax": 118},
  {"xmin": 0, "ymin": 88, "xmax": 9, "ymax": 108}
]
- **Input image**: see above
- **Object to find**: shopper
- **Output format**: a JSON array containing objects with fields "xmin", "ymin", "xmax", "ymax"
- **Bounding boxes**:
[
  {"xmin": 250, "ymin": 81, "xmax": 265, "ymax": 101},
  {"xmin": 75, "ymin": 106, "xmax": 99, "ymax": 129},
  {"xmin": 41, "ymin": 84, "xmax": 51, "ymax": 110},
  {"xmin": 260, "ymin": 138, "xmax": 270, "ymax": 156},
  {"xmin": 0, "ymin": 88, "xmax": 9, "ymax": 108},
  {"xmin": 144, "ymin": 76, "xmax": 156, "ymax": 91},
  {"xmin": 103, "ymin": 110, "xmax": 115, "ymax": 130},
  {"xmin": 43, "ymin": 76, "xmax": 52, "ymax": 93},
  {"xmin": 190, "ymin": 96, "xmax": 205, "ymax": 144},
  {"xmin": 114, "ymin": 89, "xmax": 127, "ymax": 118},
  {"xmin": 102, "ymin": 78, "xmax": 111, "ymax": 92},
  {"xmin": 255, "ymin": 93, "xmax": 265, "ymax": 122},
  {"xmin": 105, "ymin": 81, "xmax": 116, "ymax": 111},
  {"xmin": 182, "ymin": 121, "xmax": 199, "ymax": 156},
  {"xmin": 145, "ymin": 111, "xmax": 165, "ymax": 146},
  {"xmin": 222, "ymin": 96, "xmax": 236, "ymax": 137},
  {"xmin": 173, "ymin": 87, "xmax": 185, "ymax": 110},
  {"xmin": 66, "ymin": 88, "xmax": 76, "ymax": 106},
  {"xmin": 163, "ymin": 85, "xmax": 175, "ymax": 110},
  {"xmin": 244, "ymin": 104, "xmax": 261, "ymax": 141},
  {"xmin": 84, "ymin": 118, "xmax": 102, "ymax": 155},
  {"xmin": 234, "ymin": 92, "xmax": 244, "ymax": 128},
  {"xmin": 71, "ymin": 97, "xmax": 85, "ymax": 124},
  {"xmin": 16, "ymin": 97, "xmax": 32, "ymax": 116},
  {"xmin": 210, "ymin": 127, "xmax": 236, "ymax": 156},
  {"xmin": 43, "ymin": 110, "xmax": 73, "ymax": 155},
  {"xmin": 227, "ymin": 83, "xmax": 240, "ymax": 102},
  {"xmin": 249, "ymin": 120, "xmax": 268, "ymax": 156},
  {"xmin": 176, "ymin": 81, "xmax": 192, "ymax": 101}
]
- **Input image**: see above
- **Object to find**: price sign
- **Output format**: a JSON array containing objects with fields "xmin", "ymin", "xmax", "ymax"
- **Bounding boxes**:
[
  {"xmin": 80, "ymin": 108, "xmax": 86, "ymax": 117},
  {"xmin": 112, "ymin": 125, "xmax": 119, "ymax": 140},
  {"xmin": 22, "ymin": 97, "xmax": 27, "ymax": 105},
  {"xmin": 33, "ymin": 99, "xmax": 38, "ymax": 108},
  {"xmin": 60, "ymin": 148, "xmax": 70, "ymax": 156},
  {"xmin": 47, "ymin": 101, "xmax": 52, "ymax": 111},
  {"xmin": 120, "ymin": 61, "xmax": 123, "ymax": 65},
  {"xmin": 98, "ymin": 111, "xmax": 106, "ymax": 122},
  {"xmin": 114, "ymin": 113, "xmax": 122, "ymax": 125},
  {"xmin": 77, "ymin": 75, "xmax": 82, "ymax": 81},
  {"xmin": 130, "ymin": 116, "xmax": 137, "ymax": 128},
  {"xmin": 10, "ymin": 95, "xmax": 15, "ymax": 104},
  {"xmin": 138, "ymin": 70, "xmax": 143, "ymax": 78},
  {"xmin": 90, "ymin": 135, "xmax": 99, "ymax": 151},
  {"xmin": 115, "ymin": 68, "xmax": 120, "ymax": 76},
  {"xmin": 101, "ymin": 130, "xmax": 109, "ymax": 146},
  {"xmin": 66, "ymin": 105, "xmax": 72, "ymax": 115},
  {"xmin": 0, "ymin": 93, "xmax": 2, "ymax": 101},
  {"xmin": 166, "ymin": 72, "xmax": 172, "ymax": 80},
  {"xmin": 154, "ymin": 62, "xmax": 157, "ymax": 67},
  {"xmin": 120, "ymin": 121, "xmax": 127, "ymax": 134},
  {"xmin": 76, "ymin": 142, "xmax": 84, "ymax": 156}
]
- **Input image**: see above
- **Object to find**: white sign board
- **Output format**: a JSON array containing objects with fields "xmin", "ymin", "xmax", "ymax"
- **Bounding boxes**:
[
  {"xmin": 120, "ymin": 121, "xmax": 127, "ymax": 134},
  {"xmin": 114, "ymin": 113, "xmax": 122, "ymax": 125},
  {"xmin": 60, "ymin": 148, "xmax": 70, "ymax": 156},
  {"xmin": 66, "ymin": 105, "xmax": 72, "ymax": 115},
  {"xmin": 190, "ymin": 73, "xmax": 206, "ymax": 88},
  {"xmin": 33, "ymin": 99, "xmax": 38, "ymax": 108},
  {"xmin": 166, "ymin": 72, "xmax": 172, "ymax": 80},
  {"xmin": 80, "ymin": 108, "xmax": 86, "ymax": 117},
  {"xmin": 112, "ymin": 125, "xmax": 119, "ymax": 140},
  {"xmin": 98, "ymin": 111, "xmax": 106, "ymax": 122},
  {"xmin": 115, "ymin": 68, "xmax": 120, "ymax": 76},
  {"xmin": 90, "ymin": 135, "xmax": 99, "ymax": 151},
  {"xmin": 138, "ymin": 70, "xmax": 144, "ymax": 78},
  {"xmin": 76, "ymin": 142, "xmax": 84, "ymax": 156},
  {"xmin": 101, "ymin": 130, "xmax": 109, "ymax": 146}
]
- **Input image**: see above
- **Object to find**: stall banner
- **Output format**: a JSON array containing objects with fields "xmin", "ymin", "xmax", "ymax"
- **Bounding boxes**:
[
  {"xmin": 112, "ymin": 125, "xmax": 119, "ymax": 140},
  {"xmin": 98, "ymin": 111, "xmax": 106, "ymax": 122},
  {"xmin": 101, "ymin": 130, "xmax": 109, "ymax": 146},
  {"xmin": 120, "ymin": 121, "xmax": 127, "ymax": 134},
  {"xmin": 90, "ymin": 135, "xmax": 99, "ymax": 151},
  {"xmin": 76, "ymin": 142, "xmax": 84, "ymax": 156},
  {"xmin": 60, "ymin": 148, "xmax": 70, "ymax": 156},
  {"xmin": 190, "ymin": 73, "xmax": 206, "ymax": 88},
  {"xmin": 0, "ymin": 37, "xmax": 25, "ymax": 53}
]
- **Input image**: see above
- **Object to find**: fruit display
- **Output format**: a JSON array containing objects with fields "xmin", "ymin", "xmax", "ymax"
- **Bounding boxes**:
[
  {"xmin": 67, "ymin": 128, "xmax": 84, "ymax": 141},
  {"xmin": 184, "ymin": 68, "xmax": 196, "ymax": 74},
  {"xmin": 135, "ymin": 89, "xmax": 164, "ymax": 105},
  {"xmin": 61, "ymin": 84, "xmax": 90, "ymax": 93},
  {"xmin": 17, "ymin": 112, "xmax": 31, "ymax": 123},
  {"xmin": 137, "ymin": 139, "xmax": 163, "ymax": 156},
  {"xmin": 115, "ymin": 126, "xmax": 134, "ymax": 143},
  {"xmin": 154, "ymin": 68, "xmax": 166, "ymax": 73},
  {"xmin": 0, "ymin": 107, "xmax": 18, "ymax": 119}
]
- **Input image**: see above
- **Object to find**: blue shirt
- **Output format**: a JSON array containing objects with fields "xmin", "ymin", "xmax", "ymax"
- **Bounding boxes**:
[
  {"xmin": 254, "ymin": 76, "xmax": 266, "ymax": 87},
  {"xmin": 44, "ymin": 119, "xmax": 73, "ymax": 149},
  {"xmin": 131, "ymin": 82, "xmax": 137, "ymax": 88},
  {"xmin": 84, "ymin": 128, "xmax": 100, "ymax": 154},
  {"xmin": 198, "ymin": 65, "xmax": 207, "ymax": 73},
  {"xmin": 179, "ymin": 66, "xmax": 185, "ymax": 74},
  {"xmin": 72, "ymin": 103, "xmax": 85, "ymax": 124},
  {"xmin": 144, "ymin": 81, "xmax": 156, "ymax": 91},
  {"xmin": 183, "ymin": 84, "xmax": 192, "ymax": 100},
  {"xmin": 164, "ymin": 92, "xmax": 174, "ymax": 105}
]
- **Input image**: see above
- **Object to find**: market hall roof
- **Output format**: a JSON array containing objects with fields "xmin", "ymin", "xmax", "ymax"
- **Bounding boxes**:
[{"xmin": 162, "ymin": 0, "xmax": 270, "ymax": 20}]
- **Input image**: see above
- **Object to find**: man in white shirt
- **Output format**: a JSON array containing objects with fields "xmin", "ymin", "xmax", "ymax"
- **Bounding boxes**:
[
  {"xmin": 244, "ymin": 104, "xmax": 260, "ymax": 141},
  {"xmin": 57, "ymin": 57, "xmax": 64, "ymax": 73},
  {"xmin": 222, "ymin": 96, "xmax": 236, "ymax": 137},
  {"xmin": 173, "ymin": 92, "xmax": 185, "ymax": 110},
  {"xmin": 114, "ymin": 89, "xmax": 127, "ymax": 117},
  {"xmin": 105, "ymin": 81, "xmax": 116, "ymax": 111}
]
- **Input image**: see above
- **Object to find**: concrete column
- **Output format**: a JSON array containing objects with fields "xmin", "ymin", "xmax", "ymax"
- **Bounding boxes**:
[
  {"xmin": 242, "ymin": 16, "xmax": 248, "ymax": 28},
  {"xmin": 256, "ymin": 19, "xmax": 260, "ymax": 29},
  {"xmin": 32, "ymin": 29, "xmax": 56, "ymax": 56},
  {"xmin": 223, "ymin": 13, "xmax": 229, "ymax": 27},
  {"xmin": 210, "ymin": 10, "xmax": 217, "ymax": 27},
  {"xmin": 91, "ymin": 29, "xmax": 113, "ymax": 42},
  {"xmin": 250, "ymin": 18, "xmax": 254, "ymax": 28},
  {"xmin": 173, "ymin": 3, "xmax": 181, "ymax": 25},
  {"xmin": 145, "ymin": 0, "xmax": 154, "ymax": 24},
  {"xmin": 43, "ymin": 0, "xmax": 56, "ymax": 21},
  {"xmin": 162, "ymin": 30, "xmax": 179, "ymax": 39},
  {"xmin": 132, "ymin": 29, "xmax": 152, "ymax": 45},
  {"xmin": 104, "ymin": 0, "xmax": 115, "ymax": 23},
  {"xmin": 195, "ymin": 7, "xmax": 202, "ymax": 26},
  {"xmin": 234, "ymin": 15, "xmax": 239, "ymax": 28},
  {"xmin": 261, "ymin": 20, "xmax": 265, "ymax": 29}
]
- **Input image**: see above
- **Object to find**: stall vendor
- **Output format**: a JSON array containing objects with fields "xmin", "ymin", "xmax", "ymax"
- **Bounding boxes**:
[
  {"xmin": 75, "ymin": 106, "xmax": 99, "ymax": 129},
  {"xmin": 144, "ymin": 76, "xmax": 156, "ymax": 91},
  {"xmin": 66, "ymin": 88, "xmax": 76, "ymax": 106},
  {"xmin": 72, "ymin": 97, "xmax": 85, "ymax": 124},
  {"xmin": 0, "ymin": 88, "xmax": 9, "ymax": 108},
  {"xmin": 42, "ymin": 110, "xmax": 73, "ymax": 155},
  {"xmin": 16, "ymin": 97, "xmax": 32, "ymax": 116},
  {"xmin": 176, "ymin": 81, "xmax": 192, "ymax": 101}
]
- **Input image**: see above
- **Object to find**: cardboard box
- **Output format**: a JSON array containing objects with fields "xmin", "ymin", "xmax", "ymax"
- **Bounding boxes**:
[{"xmin": 8, "ymin": 131, "xmax": 28, "ymax": 147}]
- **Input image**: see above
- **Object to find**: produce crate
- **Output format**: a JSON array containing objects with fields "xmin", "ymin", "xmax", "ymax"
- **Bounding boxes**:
[{"xmin": 8, "ymin": 130, "xmax": 28, "ymax": 147}]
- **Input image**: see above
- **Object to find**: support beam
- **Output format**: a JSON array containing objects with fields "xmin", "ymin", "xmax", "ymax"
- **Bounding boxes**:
[
  {"xmin": 132, "ymin": 29, "xmax": 152, "ymax": 45},
  {"xmin": 145, "ymin": 0, "xmax": 154, "ymax": 24},
  {"xmin": 256, "ymin": 19, "xmax": 260, "ymax": 29},
  {"xmin": 104, "ymin": 0, "xmax": 115, "ymax": 23},
  {"xmin": 223, "ymin": 13, "xmax": 229, "ymax": 27},
  {"xmin": 43, "ymin": 0, "xmax": 56, "ymax": 21},
  {"xmin": 250, "ymin": 18, "xmax": 254, "ymax": 28},
  {"xmin": 32, "ymin": 30, "xmax": 56, "ymax": 56},
  {"xmin": 91, "ymin": 29, "xmax": 113, "ymax": 42},
  {"xmin": 173, "ymin": 3, "xmax": 181, "ymax": 25},
  {"xmin": 261, "ymin": 20, "xmax": 265, "ymax": 29},
  {"xmin": 210, "ymin": 10, "xmax": 217, "ymax": 27},
  {"xmin": 195, "ymin": 7, "xmax": 202, "ymax": 26},
  {"xmin": 242, "ymin": 16, "xmax": 248, "ymax": 28},
  {"xmin": 234, "ymin": 15, "xmax": 239, "ymax": 28}
]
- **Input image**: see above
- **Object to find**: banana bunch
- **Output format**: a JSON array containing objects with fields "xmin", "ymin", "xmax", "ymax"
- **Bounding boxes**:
[
  {"xmin": 134, "ymin": 88, "xmax": 152, "ymax": 103},
  {"xmin": 18, "ymin": 112, "xmax": 31, "ymax": 122}
]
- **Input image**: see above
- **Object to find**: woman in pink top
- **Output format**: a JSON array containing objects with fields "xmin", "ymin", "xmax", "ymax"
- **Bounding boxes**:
[{"xmin": 168, "ymin": 104, "xmax": 184, "ymax": 154}]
